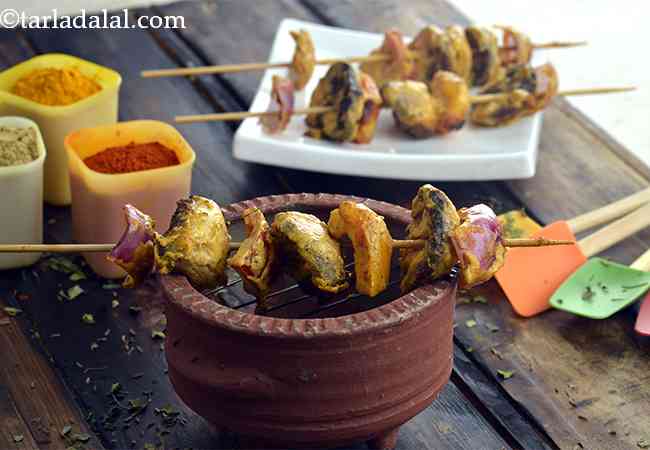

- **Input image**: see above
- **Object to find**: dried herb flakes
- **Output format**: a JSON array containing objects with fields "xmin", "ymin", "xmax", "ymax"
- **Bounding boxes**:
[{"xmin": 497, "ymin": 369, "xmax": 514, "ymax": 380}]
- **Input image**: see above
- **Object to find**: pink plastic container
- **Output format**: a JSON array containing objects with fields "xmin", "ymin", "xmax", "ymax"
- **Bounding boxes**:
[{"xmin": 65, "ymin": 120, "xmax": 195, "ymax": 278}]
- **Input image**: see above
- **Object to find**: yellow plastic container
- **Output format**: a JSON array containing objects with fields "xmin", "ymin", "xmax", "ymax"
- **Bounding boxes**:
[
  {"xmin": 65, "ymin": 120, "xmax": 195, "ymax": 279},
  {"xmin": 0, "ymin": 54, "xmax": 121, "ymax": 205},
  {"xmin": 0, "ymin": 116, "xmax": 46, "ymax": 269}
]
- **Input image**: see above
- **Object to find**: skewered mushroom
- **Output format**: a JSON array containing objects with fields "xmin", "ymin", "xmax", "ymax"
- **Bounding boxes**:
[
  {"xmin": 305, "ymin": 62, "xmax": 382, "ymax": 143},
  {"xmin": 271, "ymin": 211, "xmax": 349, "ymax": 293},
  {"xmin": 444, "ymin": 25, "xmax": 473, "ymax": 83},
  {"xmin": 360, "ymin": 29, "xmax": 414, "ymax": 88},
  {"xmin": 408, "ymin": 26, "xmax": 452, "ymax": 82},
  {"xmin": 328, "ymin": 201, "xmax": 393, "ymax": 297},
  {"xmin": 289, "ymin": 29, "xmax": 316, "ymax": 91},
  {"xmin": 470, "ymin": 62, "xmax": 558, "ymax": 127},
  {"xmin": 227, "ymin": 208, "xmax": 277, "ymax": 304},
  {"xmin": 381, "ymin": 80, "xmax": 440, "ymax": 138},
  {"xmin": 155, "ymin": 196, "xmax": 231, "ymax": 289},
  {"xmin": 497, "ymin": 26, "xmax": 534, "ymax": 67},
  {"xmin": 259, "ymin": 75, "xmax": 295, "ymax": 134},
  {"xmin": 108, "ymin": 204, "xmax": 157, "ymax": 288},
  {"xmin": 400, "ymin": 184, "xmax": 460, "ymax": 292},
  {"xmin": 429, "ymin": 70, "xmax": 470, "ymax": 134},
  {"xmin": 465, "ymin": 26, "xmax": 505, "ymax": 87},
  {"xmin": 381, "ymin": 70, "xmax": 469, "ymax": 137},
  {"xmin": 356, "ymin": 72, "xmax": 383, "ymax": 144}
]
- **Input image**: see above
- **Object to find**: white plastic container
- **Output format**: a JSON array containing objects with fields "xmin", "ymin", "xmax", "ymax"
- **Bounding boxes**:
[
  {"xmin": 0, "ymin": 116, "xmax": 46, "ymax": 269},
  {"xmin": 0, "ymin": 54, "xmax": 121, "ymax": 205}
]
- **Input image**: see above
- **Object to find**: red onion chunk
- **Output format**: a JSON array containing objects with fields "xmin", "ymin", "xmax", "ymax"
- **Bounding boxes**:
[
  {"xmin": 107, "ymin": 204, "xmax": 156, "ymax": 287},
  {"xmin": 450, "ymin": 204, "xmax": 506, "ymax": 289},
  {"xmin": 260, "ymin": 75, "xmax": 295, "ymax": 134}
]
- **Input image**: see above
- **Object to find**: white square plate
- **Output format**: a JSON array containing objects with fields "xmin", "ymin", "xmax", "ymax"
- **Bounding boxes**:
[{"xmin": 234, "ymin": 18, "xmax": 542, "ymax": 180}]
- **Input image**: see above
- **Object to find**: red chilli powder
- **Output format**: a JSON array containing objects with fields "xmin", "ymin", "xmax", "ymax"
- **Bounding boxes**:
[{"xmin": 83, "ymin": 142, "xmax": 180, "ymax": 174}]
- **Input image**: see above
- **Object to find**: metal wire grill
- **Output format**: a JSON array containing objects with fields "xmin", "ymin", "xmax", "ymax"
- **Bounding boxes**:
[{"xmin": 197, "ymin": 205, "xmax": 436, "ymax": 319}]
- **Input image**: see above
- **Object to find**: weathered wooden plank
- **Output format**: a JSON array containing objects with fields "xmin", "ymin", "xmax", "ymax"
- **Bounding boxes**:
[
  {"xmin": 452, "ymin": 348, "xmax": 554, "ymax": 450},
  {"xmin": 0, "ymin": 304, "xmax": 102, "ymax": 450},
  {"xmin": 0, "ymin": 384, "xmax": 40, "ymax": 450}
]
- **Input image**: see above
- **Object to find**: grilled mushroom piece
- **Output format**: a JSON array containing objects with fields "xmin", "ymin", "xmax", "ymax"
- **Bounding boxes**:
[
  {"xmin": 381, "ymin": 80, "xmax": 440, "ymax": 138},
  {"xmin": 498, "ymin": 26, "xmax": 534, "ymax": 66},
  {"xmin": 360, "ymin": 29, "xmax": 413, "ymax": 87},
  {"xmin": 260, "ymin": 75, "xmax": 295, "ymax": 134},
  {"xmin": 271, "ymin": 211, "xmax": 349, "ymax": 293},
  {"xmin": 227, "ymin": 208, "xmax": 277, "ymax": 304},
  {"xmin": 328, "ymin": 201, "xmax": 393, "ymax": 297},
  {"xmin": 429, "ymin": 70, "xmax": 470, "ymax": 134},
  {"xmin": 108, "ymin": 204, "xmax": 157, "ymax": 288},
  {"xmin": 355, "ymin": 73, "xmax": 383, "ymax": 144},
  {"xmin": 306, "ymin": 63, "xmax": 381, "ymax": 143},
  {"xmin": 445, "ymin": 25, "xmax": 473, "ymax": 83},
  {"xmin": 155, "ymin": 196, "xmax": 231, "ymax": 290},
  {"xmin": 400, "ymin": 184, "xmax": 460, "ymax": 292},
  {"xmin": 470, "ymin": 63, "xmax": 558, "ymax": 127},
  {"xmin": 465, "ymin": 26, "xmax": 504, "ymax": 87},
  {"xmin": 450, "ymin": 204, "xmax": 506, "ymax": 289},
  {"xmin": 289, "ymin": 30, "xmax": 316, "ymax": 91},
  {"xmin": 408, "ymin": 25, "xmax": 452, "ymax": 82}
]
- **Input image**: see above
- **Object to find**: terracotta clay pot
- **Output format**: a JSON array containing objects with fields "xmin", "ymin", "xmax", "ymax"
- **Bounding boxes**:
[{"xmin": 161, "ymin": 193, "xmax": 456, "ymax": 449}]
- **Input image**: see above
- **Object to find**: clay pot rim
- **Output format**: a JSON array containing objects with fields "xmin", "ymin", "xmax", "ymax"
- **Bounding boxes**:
[{"xmin": 161, "ymin": 192, "xmax": 455, "ymax": 340}]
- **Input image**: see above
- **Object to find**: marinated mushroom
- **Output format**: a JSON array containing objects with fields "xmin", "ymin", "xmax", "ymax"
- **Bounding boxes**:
[
  {"xmin": 289, "ymin": 30, "xmax": 316, "ymax": 91},
  {"xmin": 306, "ymin": 62, "xmax": 381, "ymax": 143},
  {"xmin": 360, "ymin": 29, "xmax": 413, "ymax": 87},
  {"xmin": 155, "ymin": 196, "xmax": 231, "ymax": 290},
  {"xmin": 429, "ymin": 70, "xmax": 470, "ymax": 134},
  {"xmin": 470, "ymin": 63, "xmax": 558, "ymax": 127},
  {"xmin": 355, "ymin": 72, "xmax": 383, "ymax": 144},
  {"xmin": 498, "ymin": 26, "xmax": 534, "ymax": 67},
  {"xmin": 445, "ymin": 25, "xmax": 473, "ymax": 83},
  {"xmin": 271, "ymin": 211, "xmax": 349, "ymax": 293},
  {"xmin": 381, "ymin": 80, "xmax": 440, "ymax": 138},
  {"xmin": 465, "ymin": 26, "xmax": 504, "ymax": 87},
  {"xmin": 400, "ymin": 184, "xmax": 460, "ymax": 292},
  {"xmin": 328, "ymin": 201, "xmax": 393, "ymax": 297},
  {"xmin": 408, "ymin": 25, "xmax": 452, "ymax": 82},
  {"xmin": 227, "ymin": 208, "xmax": 277, "ymax": 304}
]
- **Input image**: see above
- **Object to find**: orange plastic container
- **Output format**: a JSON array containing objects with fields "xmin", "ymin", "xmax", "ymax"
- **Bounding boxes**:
[
  {"xmin": 0, "ymin": 54, "xmax": 121, "ymax": 205},
  {"xmin": 65, "ymin": 120, "xmax": 195, "ymax": 278}
]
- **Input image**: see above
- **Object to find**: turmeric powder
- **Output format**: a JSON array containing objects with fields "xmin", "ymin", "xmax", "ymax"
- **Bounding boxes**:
[{"xmin": 11, "ymin": 67, "xmax": 102, "ymax": 106}]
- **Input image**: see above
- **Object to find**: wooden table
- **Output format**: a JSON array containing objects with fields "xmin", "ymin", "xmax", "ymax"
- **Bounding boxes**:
[{"xmin": 1, "ymin": 1, "xmax": 649, "ymax": 449}]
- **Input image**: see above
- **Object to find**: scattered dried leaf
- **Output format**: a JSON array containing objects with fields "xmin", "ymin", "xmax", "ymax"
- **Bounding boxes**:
[
  {"xmin": 3, "ymin": 307, "xmax": 22, "ymax": 317},
  {"xmin": 497, "ymin": 369, "xmax": 514, "ymax": 380},
  {"xmin": 81, "ymin": 313, "xmax": 95, "ymax": 325}
]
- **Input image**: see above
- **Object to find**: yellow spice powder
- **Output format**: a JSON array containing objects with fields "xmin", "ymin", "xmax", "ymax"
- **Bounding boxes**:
[{"xmin": 11, "ymin": 67, "xmax": 102, "ymax": 106}]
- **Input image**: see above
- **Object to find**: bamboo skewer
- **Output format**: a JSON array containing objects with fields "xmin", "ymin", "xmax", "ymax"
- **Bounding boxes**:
[
  {"xmin": 142, "ymin": 41, "xmax": 586, "ymax": 79},
  {"xmin": 174, "ymin": 86, "xmax": 636, "ymax": 124},
  {"xmin": 0, "ymin": 237, "xmax": 573, "ymax": 254},
  {"xmin": 532, "ymin": 40, "xmax": 588, "ymax": 49}
]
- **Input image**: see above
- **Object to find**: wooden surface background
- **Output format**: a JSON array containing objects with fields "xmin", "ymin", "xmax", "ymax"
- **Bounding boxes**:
[{"xmin": 0, "ymin": 1, "xmax": 649, "ymax": 449}]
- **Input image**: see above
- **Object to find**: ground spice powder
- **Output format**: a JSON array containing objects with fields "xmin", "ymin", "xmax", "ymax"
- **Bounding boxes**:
[
  {"xmin": 0, "ymin": 126, "xmax": 39, "ymax": 167},
  {"xmin": 12, "ymin": 67, "xmax": 102, "ymax": 106},
  {"xmin": 83, "ymin": 142, "xmax": 180, "ymax": 174}
]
